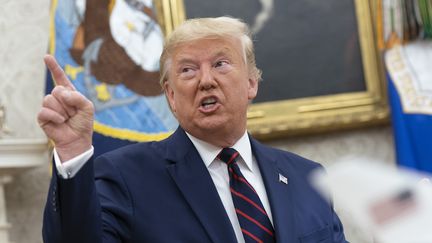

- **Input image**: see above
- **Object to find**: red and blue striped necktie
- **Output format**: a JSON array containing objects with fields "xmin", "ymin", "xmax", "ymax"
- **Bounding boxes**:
[{"xmin": 218, "ymin": 147, "xmax": 275, "ymax": 243}]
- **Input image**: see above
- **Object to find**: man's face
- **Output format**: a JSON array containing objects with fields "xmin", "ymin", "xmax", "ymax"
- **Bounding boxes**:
[{"xmin": 164, "ymin": 37, "xmax": 258, "ymax": 145}]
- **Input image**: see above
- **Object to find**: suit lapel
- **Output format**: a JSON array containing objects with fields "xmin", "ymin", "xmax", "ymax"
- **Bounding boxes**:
[
  {"xmin": 250, "ymin": 137, "xmax": 297, "ymax": 243},
  {"xmin": 164, "ymin": 127, "xmax": 237, "ymax": 243}
]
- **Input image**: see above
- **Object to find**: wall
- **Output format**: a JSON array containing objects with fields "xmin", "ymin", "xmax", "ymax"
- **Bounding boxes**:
[
  {"xmin": 1, "ymin": 0, "xmax": 51, "ymax": 242},
  {"xmin": 0, "ymin": 0, "xmax": 49, "ymax": 139},
  {"xmin": 0, "ymin": 0, "xmax": 396, "ymax": 242}
]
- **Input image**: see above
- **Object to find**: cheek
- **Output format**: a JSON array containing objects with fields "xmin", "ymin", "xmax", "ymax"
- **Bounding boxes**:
[
  {"xmin": 173, "ymin": 88, "xmax": 192, "ymax": 111},
  {"xmin": 167, "ymin": 80, "xmax": 198, "ymax": 113}
]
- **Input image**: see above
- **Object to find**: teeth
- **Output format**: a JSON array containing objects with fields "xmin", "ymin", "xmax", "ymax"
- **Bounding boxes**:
[{"xmin": 202, "ymin": 97, "xmax": 217, "ymax": 106}]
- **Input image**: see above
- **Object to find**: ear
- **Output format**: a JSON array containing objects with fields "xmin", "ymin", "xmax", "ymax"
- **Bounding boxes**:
[
  {"xmin": 247, "ymin": 77, "xmax": 258, "ymax": 100},
  {"xmin": 164, "ymin": 81, "xmax": 176, "ymax": 113}
]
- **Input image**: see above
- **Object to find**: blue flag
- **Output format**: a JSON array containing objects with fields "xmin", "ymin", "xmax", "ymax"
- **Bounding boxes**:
[
  {"xmin": 385, "ymin": 42, "xmax": 432, "ymax": 173},
  {"xmin": 47, "ymin": 0, "xmax": 178, "ymax": 157}
]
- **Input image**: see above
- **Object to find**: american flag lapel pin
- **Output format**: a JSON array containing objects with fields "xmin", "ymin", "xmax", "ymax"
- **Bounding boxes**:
[{"xmin": 278, "ymin": 173, "xmax": 288, "ymax": 185}]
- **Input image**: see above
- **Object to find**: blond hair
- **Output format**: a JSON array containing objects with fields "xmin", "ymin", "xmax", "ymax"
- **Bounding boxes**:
[{"xmin": 159, "ymin": 16, "xmax": 262, "ymax": 87}]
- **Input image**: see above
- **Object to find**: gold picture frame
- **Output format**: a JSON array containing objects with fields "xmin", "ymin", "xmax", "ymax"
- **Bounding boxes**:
[{"xmin": 156, "ymin": 0, "xmax": 389, "ymax": 140}]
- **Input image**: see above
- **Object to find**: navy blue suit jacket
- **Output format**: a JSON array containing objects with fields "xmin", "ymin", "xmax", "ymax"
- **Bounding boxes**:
[{"xmin": 43, "ymin": 127, "xmax": 347, "ymax": 243}]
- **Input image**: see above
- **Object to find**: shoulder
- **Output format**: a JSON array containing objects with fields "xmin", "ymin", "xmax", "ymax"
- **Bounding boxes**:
[
  {"xmin": 277, "ymin": 147, "xmax": 322, "ymax": 170},
  {"xmin": 94, "ymin": 139, "xmax": 169, "ymax": 171},
  {"xmin": 98, "ymin": 141, "xmax": 155, "ymax": 159},
  {"xmin": 251, "ymin": 138, "xmax": 323, "ymax": 174},
  {"xmin": 94, "ymin": 127, "xmax": 192, "ymax": 172}
]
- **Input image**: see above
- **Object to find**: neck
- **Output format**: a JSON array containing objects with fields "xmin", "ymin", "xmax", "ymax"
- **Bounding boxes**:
[{"xmin": 185, "ymin": 127, "xmax": 246, "ymax": 148}]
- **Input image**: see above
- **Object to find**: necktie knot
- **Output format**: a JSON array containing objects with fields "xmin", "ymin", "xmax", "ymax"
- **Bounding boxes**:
[{"xmin": 218, "ymin": 147, "xmax": 240, "ymax": 165}]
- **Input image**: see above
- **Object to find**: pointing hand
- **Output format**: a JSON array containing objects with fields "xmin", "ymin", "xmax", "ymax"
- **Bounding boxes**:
[{"xmin": 37, "ymin": 55, "xmax": 94, "ymax": 162}]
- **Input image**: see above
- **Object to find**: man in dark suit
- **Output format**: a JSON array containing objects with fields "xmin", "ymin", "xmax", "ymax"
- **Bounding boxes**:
[{"xmin": 38, "ymin": 17, "xmax": 348, "ymax": 243}]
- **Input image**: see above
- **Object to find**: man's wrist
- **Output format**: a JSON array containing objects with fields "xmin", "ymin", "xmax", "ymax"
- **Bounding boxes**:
[
  {"xmin": 54, "ymin": 146, "xmax": 94, "ymax": 179},
  {"xmin": 55, "ymin": 139, "xmax": 92, "ymax": 162}
]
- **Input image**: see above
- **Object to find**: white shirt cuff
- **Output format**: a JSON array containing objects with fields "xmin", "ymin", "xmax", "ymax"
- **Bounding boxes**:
[{"xmin": 53, "ymin": 146, "xmax": 94, "ymax": 179}]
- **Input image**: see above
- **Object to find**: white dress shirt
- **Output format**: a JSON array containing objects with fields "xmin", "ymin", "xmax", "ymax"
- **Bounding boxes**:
[
  {"xmin": 185, "ymin": 131, "xmax": 274, "ymax": 243},
  {"xmin": 54, "ymin": 131, "xmax": 273, "ymax": 243}
]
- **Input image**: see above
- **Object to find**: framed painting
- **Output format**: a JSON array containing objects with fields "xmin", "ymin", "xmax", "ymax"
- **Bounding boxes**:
[{"xmin": 159, "ymin": 0, "xmax": 389, "ymax": 139}]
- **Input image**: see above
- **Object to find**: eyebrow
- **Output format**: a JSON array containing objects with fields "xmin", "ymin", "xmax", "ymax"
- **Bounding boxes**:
[{"xmin": 176, "ymin": 49, "xmax": 234, "ymax": 65}]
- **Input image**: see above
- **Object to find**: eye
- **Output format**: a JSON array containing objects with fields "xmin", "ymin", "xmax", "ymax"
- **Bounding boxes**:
[
  {"xmin": 214, "ymin": 60, "xmax": 229, "ymax": 68},
  {"xmin": 181, "ymin": 67, "xmax": 192, "ymax": 73},
  {"xmin": 178, "ymin": 66, "xmax": 196, "ymax": 80}
]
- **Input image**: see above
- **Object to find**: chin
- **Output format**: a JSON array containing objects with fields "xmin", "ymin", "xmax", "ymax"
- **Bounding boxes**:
[
  {"xmin": 190, "ymin": 118, "xmax": 228, "ymax": 133},
  {"xmin": 198, "ymin": 122, "xmax": 225, "ymax": 132}
]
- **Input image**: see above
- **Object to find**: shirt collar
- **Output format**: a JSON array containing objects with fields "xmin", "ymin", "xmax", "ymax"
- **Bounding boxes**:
[{"xmin": 185, "ymin": 131, "xmax": 254, "ymax": 172}]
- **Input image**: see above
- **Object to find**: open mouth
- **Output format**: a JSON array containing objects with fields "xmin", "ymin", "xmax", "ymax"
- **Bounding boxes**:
[
  {"xmin": 201, "ymin": 96, "xmax": 218, "ymax": 112},
  {"xmin": 201, "ymin": 97, "xmax": 217, "ymax": 109}
]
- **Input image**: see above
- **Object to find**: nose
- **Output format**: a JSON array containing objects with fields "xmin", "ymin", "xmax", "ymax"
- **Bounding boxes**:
[{"xmin": 199, "ymin": 65, "xmax": 217, "ymax": 91}]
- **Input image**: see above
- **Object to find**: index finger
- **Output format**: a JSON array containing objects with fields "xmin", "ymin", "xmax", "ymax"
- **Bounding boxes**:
[{"xmin": 44, "ymin": 54, "xmax": 76, "ymax": 91}]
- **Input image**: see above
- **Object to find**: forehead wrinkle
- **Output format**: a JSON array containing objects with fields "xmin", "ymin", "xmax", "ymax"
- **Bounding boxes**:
[
  {"xmin": 175, "ymin": 56, "xmax": 197, "ymax": 66},
  {"xmin": 213, "ymin": 48, "xmax": 236, "ymax": 60}
]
